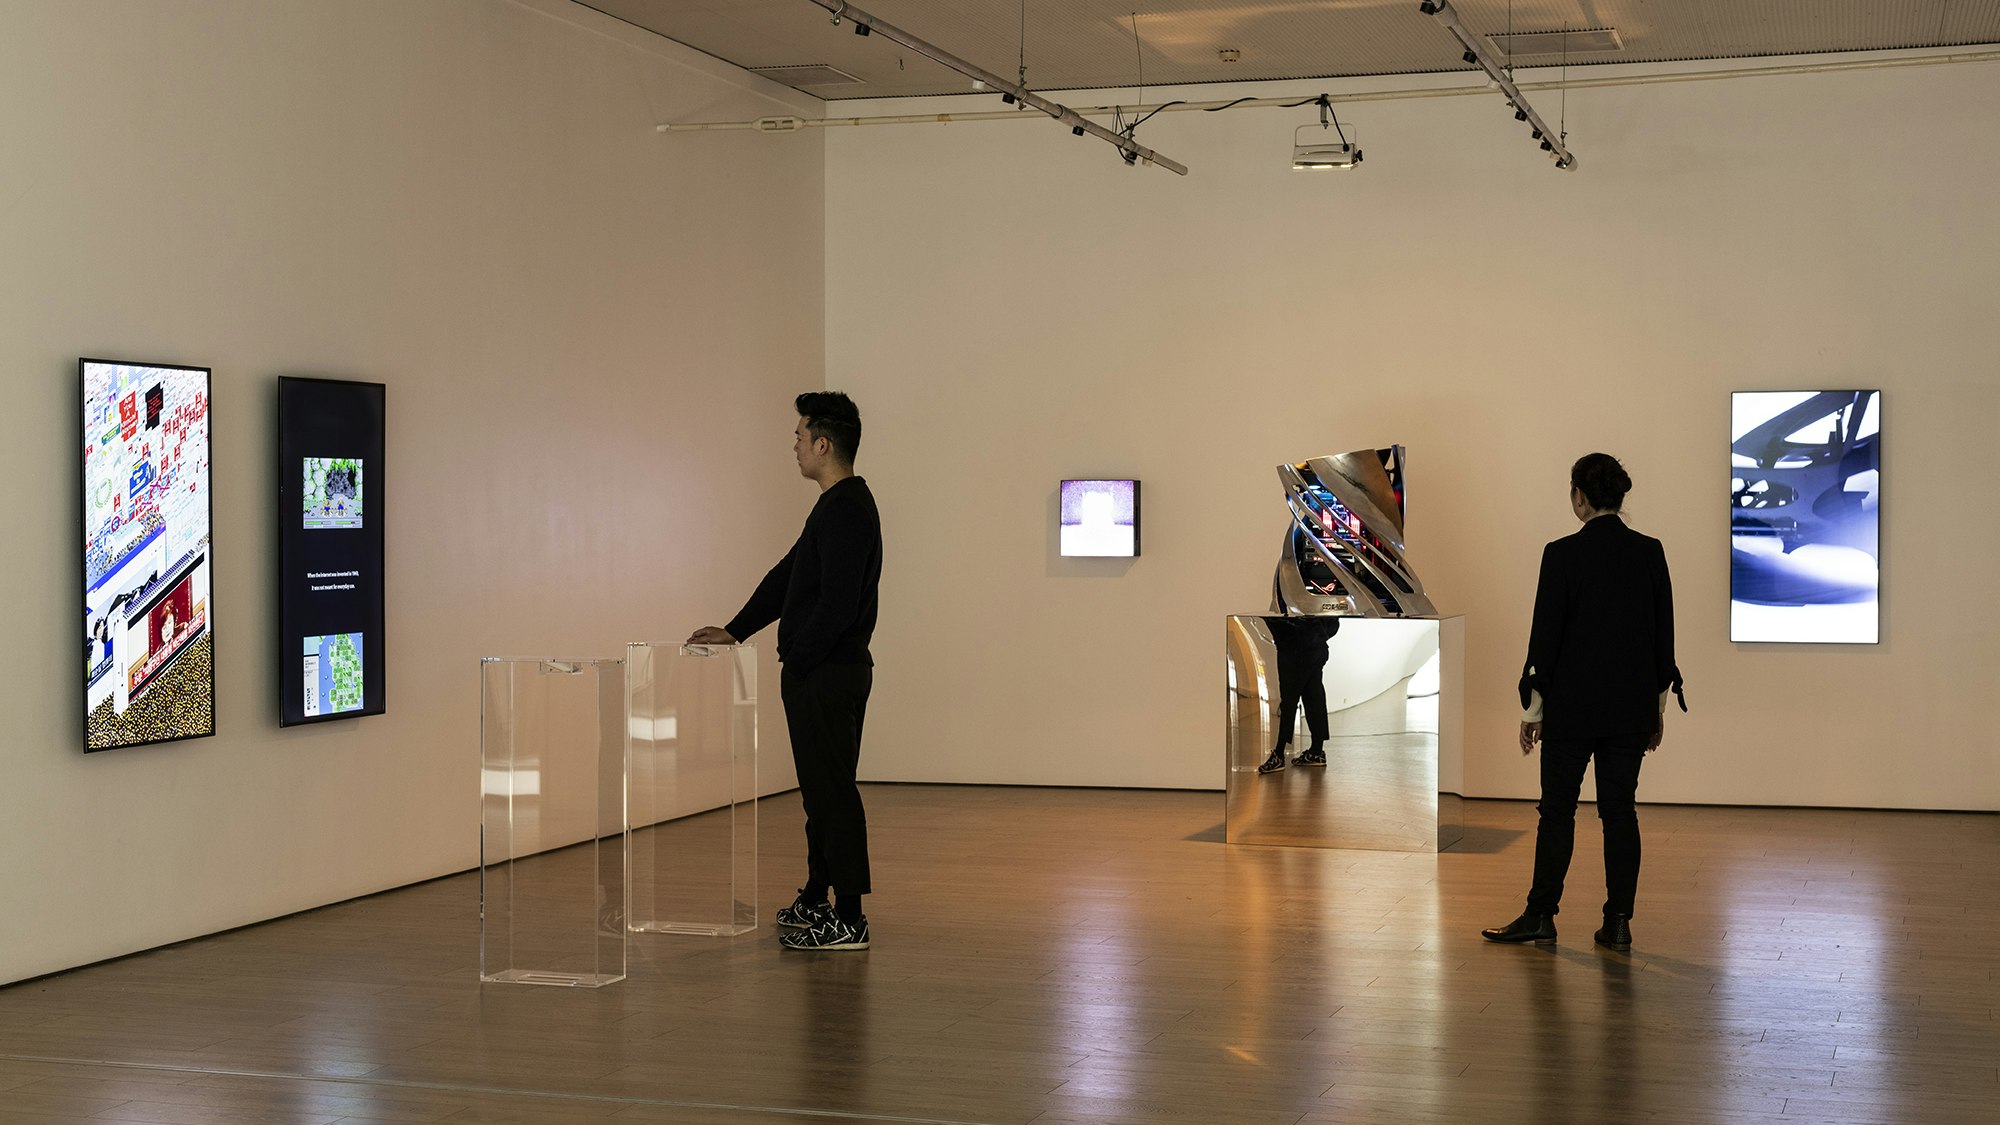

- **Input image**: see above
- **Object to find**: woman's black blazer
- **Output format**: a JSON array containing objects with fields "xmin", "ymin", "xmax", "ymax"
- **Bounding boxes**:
[{"xmin": 1519, "ymin": 515, "xmax": 1683, "ymax": 740}]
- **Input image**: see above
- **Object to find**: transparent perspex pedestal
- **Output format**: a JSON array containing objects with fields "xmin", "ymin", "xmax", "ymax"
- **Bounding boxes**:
[
  {"xmin": 479, "ymin": 657, "xmax": 628, "ymax": 986},
  {"xmin": 626, "ymin": 642, "xmax": 759, "ymax": 936}
]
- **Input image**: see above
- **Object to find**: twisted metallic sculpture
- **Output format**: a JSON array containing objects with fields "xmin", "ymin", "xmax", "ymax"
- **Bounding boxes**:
[{"xmin": 1271, "ymin": 447, "xmax": 1435, "ymax": 617}]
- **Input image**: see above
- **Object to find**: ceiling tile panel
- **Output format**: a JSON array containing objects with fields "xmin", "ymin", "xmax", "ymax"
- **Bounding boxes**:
[{"xmin": 1944, "ymin": 0, "xmax": 2000, "ymax": 41}]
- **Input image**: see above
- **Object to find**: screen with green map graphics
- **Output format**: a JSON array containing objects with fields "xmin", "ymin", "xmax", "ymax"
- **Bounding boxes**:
[{"xmin": 303, "ymin": 633, "xmax": 365, "ymax": 717}]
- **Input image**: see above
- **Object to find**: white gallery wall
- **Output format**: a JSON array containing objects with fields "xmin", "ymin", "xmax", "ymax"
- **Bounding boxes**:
[
  {"xmin": 0, "ymin": 0, "xmax": 824, "ymax": 986},
  {"xmin": 826, "ymin": 51, "xmax": 2000, "ymax": 808}
]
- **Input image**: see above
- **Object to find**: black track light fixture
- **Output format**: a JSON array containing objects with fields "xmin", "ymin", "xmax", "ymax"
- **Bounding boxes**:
[
  {"xmin": 1417, "ymin": 0, "xmax": 1576, "ymax": 169},
  {"xmin": 803, "ymin": 0, "xmax": 1188, "ymax": 173}
]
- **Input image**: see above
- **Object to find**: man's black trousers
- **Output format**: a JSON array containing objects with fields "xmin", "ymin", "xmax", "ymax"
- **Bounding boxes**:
[
  {"xmin": 1527, "ymin": 735, "xmax": 1647, "ymax": 919},
  {"xmin": 780, "ymin": 662, "xmax": 873, "ymax": 898},
  {"xmin": 1273, "ymin": 656, "xmax": 1330, "ymax": 752}
]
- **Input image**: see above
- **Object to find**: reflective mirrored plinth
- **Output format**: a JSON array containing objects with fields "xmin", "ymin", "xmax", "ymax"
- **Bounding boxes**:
[
  {"xmin": 1225, "ymin": 615, "xmax": 1464, "ymax": 851},
  {"xmin": 626, "ymin": 642, "xmax": 759, "ymax": 937},
  {"xmin": 479, "ymin": 657, "xmax": 628, "ymax": 986}
]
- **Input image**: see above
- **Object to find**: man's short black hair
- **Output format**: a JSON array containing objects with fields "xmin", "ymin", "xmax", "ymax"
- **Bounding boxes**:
[{"xmin": 796, "ymin": 391, "xmax": 862, "ymax": 465}]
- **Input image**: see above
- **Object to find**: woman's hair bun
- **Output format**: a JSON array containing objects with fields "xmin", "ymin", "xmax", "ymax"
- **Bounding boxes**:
[{"xmin": 1570, "ymin": 452, "xmax": 1632, "ymax": 512}]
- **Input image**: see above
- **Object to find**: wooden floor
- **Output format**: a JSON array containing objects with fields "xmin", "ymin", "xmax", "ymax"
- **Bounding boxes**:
[{"xmin": 2, "ymin": 785, "xmax": 1997, "ymax": 1124}]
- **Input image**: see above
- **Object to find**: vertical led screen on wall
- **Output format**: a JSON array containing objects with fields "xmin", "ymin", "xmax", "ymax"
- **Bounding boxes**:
[
  {"xmin": 82, "ymin": 359, "xmax": 215, "ymax": 750},
  {"xmin": 1060, "ymin": 479, "xmax": 1140, "ymax": 557},
  {"xmin": 278, "ymin": 377, "xmax": 386, "ymax": 725},
  {"xmin": 1730, "ymin": 391, "xmax": 1880, "ymax": 644}
]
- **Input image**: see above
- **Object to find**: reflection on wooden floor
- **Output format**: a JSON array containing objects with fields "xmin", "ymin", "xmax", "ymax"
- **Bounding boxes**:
[
  {"xmin": 1228, "ymin": 675, "xmax": 1442, "ymax": 850},
  {"xmin": 2, "ymin": 784, "xmax": 1998, "ymax": 1124}
]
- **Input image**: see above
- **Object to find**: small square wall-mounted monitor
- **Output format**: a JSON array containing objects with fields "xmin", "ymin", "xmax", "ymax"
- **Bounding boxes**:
[{"xmin": 1060, "ymin": 479, "xmax": 1140, "ymax": 557}]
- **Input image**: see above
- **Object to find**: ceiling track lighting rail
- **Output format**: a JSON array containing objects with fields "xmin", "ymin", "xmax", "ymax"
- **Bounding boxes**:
[
  {"xmin": 659, "ymin": 47, "xmax": 2000, "ymax": 139},
  {"xmin": 1418, "ymin": 0, "xmax": 1574, "ymax": 168},
  {"xmin": 799, "ymin": 0, "xmax": 1188, "ymax": 175}
]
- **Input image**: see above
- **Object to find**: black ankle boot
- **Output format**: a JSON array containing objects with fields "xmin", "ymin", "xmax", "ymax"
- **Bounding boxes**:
[
  {"xmin": 1593, "ymin": 915, "xmax": 1632, "ymax": 952},
  {"xmin": 1481, "ymin": 913, "xmax": 1557, "ymax": 945}
]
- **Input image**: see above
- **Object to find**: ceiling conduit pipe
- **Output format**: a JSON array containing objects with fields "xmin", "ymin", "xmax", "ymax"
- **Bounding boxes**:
[{"xmin": 659, "ymin": 47, "xmax": 2000, "ymax": 138}]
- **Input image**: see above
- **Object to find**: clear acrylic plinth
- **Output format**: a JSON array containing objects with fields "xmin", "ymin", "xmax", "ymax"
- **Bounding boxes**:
[
  {"xmin": 626, "ymin": 642, "xmax": 759, "ymax": 937},
  {"xmin": 479, "ymin": 657, "xmax": 628, "ymax": 986}
]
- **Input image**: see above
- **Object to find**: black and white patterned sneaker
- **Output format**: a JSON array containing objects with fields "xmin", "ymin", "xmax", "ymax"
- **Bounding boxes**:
[
  {"xmin": 775, "ymin": 889, "xmax": 834, "ymax": 931},
  {"xmin": 1295, "ymin": 747, "xmax": 1327, "ymax": 766},
  {"xmin": 779, "ymin": 912, "xmax": 870, "ymax": 951}
]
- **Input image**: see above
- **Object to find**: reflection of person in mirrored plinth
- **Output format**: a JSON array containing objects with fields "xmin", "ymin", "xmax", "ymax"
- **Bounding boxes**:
[
  {"xmin": 1256, "ymin": 616, "xmax": 1341, "ymax": 774},
  {"xmin": 690, "ymin": 392, "xmax": 882, "ymax": 952},
  {"xmin": 1483, "ymin": 454, "xmax": 1684, "ymax": 953}
]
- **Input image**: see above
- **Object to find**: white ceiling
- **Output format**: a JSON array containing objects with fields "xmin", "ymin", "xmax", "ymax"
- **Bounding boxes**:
[{"xmin": 581, "ymin": 0, "xmax": 2000, "ymax": 99}]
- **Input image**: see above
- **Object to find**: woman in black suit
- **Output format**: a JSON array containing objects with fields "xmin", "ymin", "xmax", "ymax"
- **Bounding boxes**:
[{"xmin": 1483, "ymin": 454, "xmax": 1684, "ymax": 952}]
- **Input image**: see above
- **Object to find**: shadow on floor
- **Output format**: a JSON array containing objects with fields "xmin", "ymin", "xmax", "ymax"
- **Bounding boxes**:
[{"xmin": 1442, "ymin": 824, "xmax": 1528, "ymax": 854}]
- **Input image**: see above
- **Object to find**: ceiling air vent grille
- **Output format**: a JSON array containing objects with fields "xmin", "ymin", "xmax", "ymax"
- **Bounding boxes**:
[
  {"xmin": 1486, "ymin": 28, "xmax": 1623, "ymax": 61},
  {"xmin": 750, "ymin": 64, "xmax": 864, "ymax": 86}
]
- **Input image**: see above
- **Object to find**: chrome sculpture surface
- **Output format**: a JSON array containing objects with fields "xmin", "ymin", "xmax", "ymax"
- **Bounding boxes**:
[
  {"xmin": 1224, "ymin": 614, "xmax": 1462, "ymax": 852},
  {"xmin": 1271, "ymin": 446, "xmax": 1436, "ymax": 617}
]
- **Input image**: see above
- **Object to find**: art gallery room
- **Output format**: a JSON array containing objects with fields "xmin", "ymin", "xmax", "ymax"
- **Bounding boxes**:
[{"xmin": 4, "ymin": 0, "xmax": 2000, "ymax": 1122}]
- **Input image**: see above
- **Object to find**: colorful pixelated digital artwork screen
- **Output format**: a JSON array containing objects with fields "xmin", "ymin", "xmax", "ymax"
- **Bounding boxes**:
[{"xmin": 82, "ymin": 359, "xmax": 214, "ymax": 750}]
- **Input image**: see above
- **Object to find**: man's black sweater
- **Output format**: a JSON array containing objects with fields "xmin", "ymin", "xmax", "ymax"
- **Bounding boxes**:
[{"xmin": 726, "ymin": 476, "xmax": 881, "ymax": 672}]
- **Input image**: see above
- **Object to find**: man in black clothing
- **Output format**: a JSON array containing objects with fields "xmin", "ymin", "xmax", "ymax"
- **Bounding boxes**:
[{"xmin": 690, "ymin": 392, "xmax": 882, "ymax": 952}]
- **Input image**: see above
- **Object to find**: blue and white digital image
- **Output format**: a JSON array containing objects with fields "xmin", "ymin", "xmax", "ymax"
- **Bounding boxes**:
[{"xmin": 1730, "ymin": 391, "xmax": 1880, "ymax": 643}]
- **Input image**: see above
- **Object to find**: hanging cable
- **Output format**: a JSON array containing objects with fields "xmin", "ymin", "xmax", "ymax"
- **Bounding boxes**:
[
  {"xmin": 1132, "ymin": 12, "xmax": 1145, "ymax": 103},
  {"xmin": 1136, "ymin": 92, "xmax": 1313, "ymax": 130},
  {"xmin": 1129, "ymin": 100, "xmax": 1186, "ymax": 127},
  {"xmin": 1560, "ymin": 28, "xmax": 1568, "ymax": 143},
  {"xmin": 1318, "ymin": 93, "xmax": 1351, "ymax": 146},
  {"xmin": 1119, "ymin": 13, "xmax": 1147, "ymax": 164},
  {"xmin": 1017, "ymin": 0, "xmax": 1028, "ymax": 100}
]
